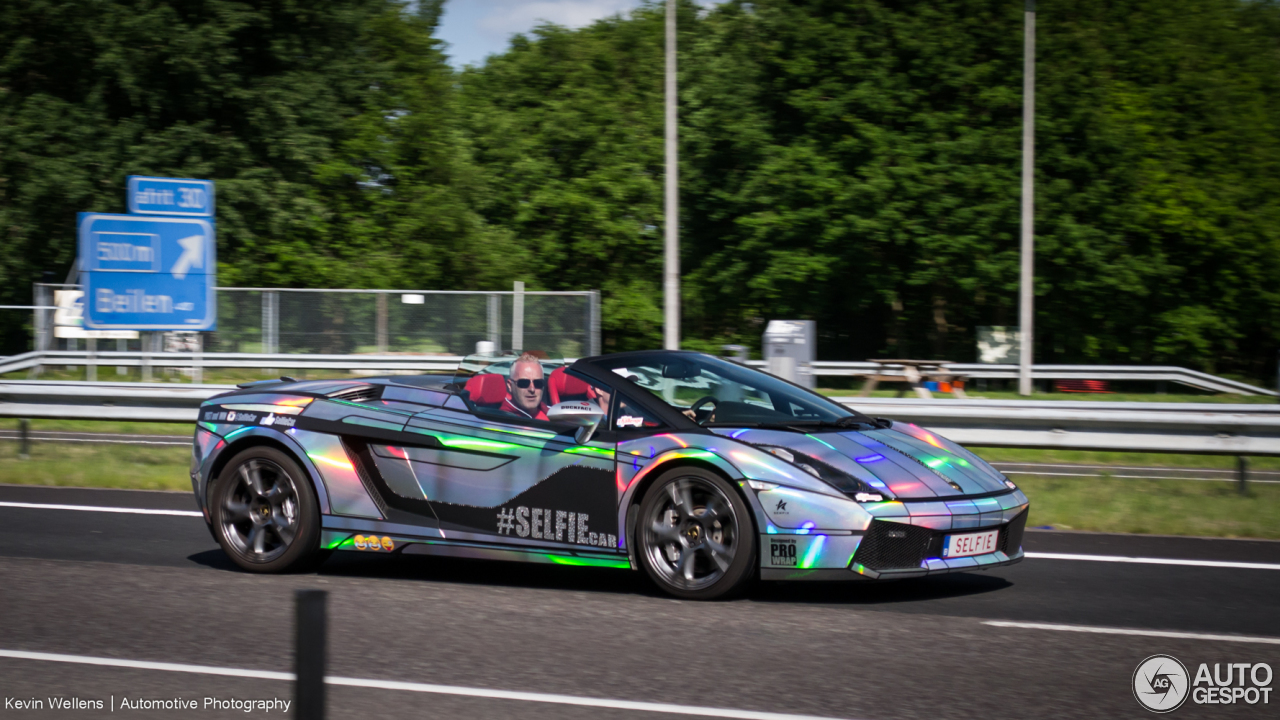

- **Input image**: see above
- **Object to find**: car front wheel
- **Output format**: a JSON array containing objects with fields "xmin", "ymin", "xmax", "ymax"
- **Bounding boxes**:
[
  {"xmin": 210, "ymin": 446, "xmax": 322, "ymax": 573},
  {"xmin": 637, "ymin": 467, "xmax": 756, "ymax": 600}
]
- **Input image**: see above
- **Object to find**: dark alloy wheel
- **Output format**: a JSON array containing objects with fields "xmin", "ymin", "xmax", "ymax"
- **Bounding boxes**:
[
  {"xmin": 637, "ymin": 467, "xmax": 756, "ymax": 600},
  {"xmin": 210, "ymin": 446, "xmax": 322, "ymax": 573}
]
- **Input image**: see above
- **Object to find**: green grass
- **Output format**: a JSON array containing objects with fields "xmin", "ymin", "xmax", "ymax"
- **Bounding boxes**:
[
  {"xmin": 971, "ymin": 447, "xmax": 1280, "ymax": 472},
  {"xmin": 16, "ymin": 419, "xmax": 194, "ymax": 436},
  {"xmin": 1012, "ymin": 475, "xmax": 1280, "ymax": 539},
  {"xmin": 0, "ymin": 438, "xmax": 191, "ymax": 491}
]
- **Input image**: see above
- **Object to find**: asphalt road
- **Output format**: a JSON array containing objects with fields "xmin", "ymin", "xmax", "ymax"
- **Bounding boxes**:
[{"xmin": 1, "ymin": 484, "xmax": 1277, "ymax": 719}]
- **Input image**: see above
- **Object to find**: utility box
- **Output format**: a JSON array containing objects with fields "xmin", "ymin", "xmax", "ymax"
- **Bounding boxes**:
[{"xmin": 763, "ymin": 320, "xmax": 815, "ymax": 388}]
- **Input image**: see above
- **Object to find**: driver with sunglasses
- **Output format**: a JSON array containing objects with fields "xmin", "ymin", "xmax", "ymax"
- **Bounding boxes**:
[{"xmin": 501, "ymin": 353, "xmax": 549, "ymax": 420}]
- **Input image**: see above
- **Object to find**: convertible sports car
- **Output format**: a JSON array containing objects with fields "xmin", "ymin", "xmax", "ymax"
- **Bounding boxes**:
[{"xmin": 191, "ymin": 350, "xmax": 1028, "ymax": 599}]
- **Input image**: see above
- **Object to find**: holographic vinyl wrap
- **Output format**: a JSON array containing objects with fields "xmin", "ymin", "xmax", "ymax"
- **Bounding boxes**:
[
  {"xmin": 351, "ymin": 407, "xmax": 622, "ymax": 545},
  {"xmin": 194, "ymin": 365, "xmax": 1029, "ymax": 582},
  {"xmin": 763, "ymin": 534, "xmax": 861, "ymax": 571},
  {"xmin": 756, "ymin": 486, "xmax": 869, "ymax": 532},
  {"xmin": 290, "ymin": 429, "xmax": 382, "ymax": 519}
]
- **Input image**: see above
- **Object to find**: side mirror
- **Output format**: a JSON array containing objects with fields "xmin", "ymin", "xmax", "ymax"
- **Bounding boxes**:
[{"xmin": 546, "ymin": 400, "xmax": 605, "ymax": 444}]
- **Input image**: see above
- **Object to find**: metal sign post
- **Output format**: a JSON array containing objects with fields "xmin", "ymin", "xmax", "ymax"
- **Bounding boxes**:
[
  {"xmin": 1018, "ymin": 0, "xmax": 1037, "ymax": 396},
  {"xmin": 663, "ymin": 0, "xmax": 680, "ymax": 350},
  {"xmin": 512, "ymin": 281, "xmax": 525, "ymax": 351}
]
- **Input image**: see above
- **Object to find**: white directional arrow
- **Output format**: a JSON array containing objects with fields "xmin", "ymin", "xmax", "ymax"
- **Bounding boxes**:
[{"xmin": 171, "ymin": 234, "xmax": 204, "ymax": 279}]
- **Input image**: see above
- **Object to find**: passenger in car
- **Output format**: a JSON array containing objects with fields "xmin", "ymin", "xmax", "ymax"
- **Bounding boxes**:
[{"xmin": 502, "ymin": 353, "xmax": 549, "ymax": 420}]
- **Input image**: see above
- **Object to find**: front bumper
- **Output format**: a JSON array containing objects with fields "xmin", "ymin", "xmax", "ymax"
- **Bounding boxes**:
[{"xmin": 760, "ymin": 509, "xmax": 1028, "ymax": 581}]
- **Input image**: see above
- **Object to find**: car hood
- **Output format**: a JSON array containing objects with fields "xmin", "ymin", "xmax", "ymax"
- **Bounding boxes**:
[{"xmin": 712, "ymin": 422, "xmax": 1012, "ymax": 499}]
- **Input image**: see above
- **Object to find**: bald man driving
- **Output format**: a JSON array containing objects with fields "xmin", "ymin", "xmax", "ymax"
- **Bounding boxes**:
[{"xmin": 501, "ymin": 353, "xmax": 549, "ymax": 421}]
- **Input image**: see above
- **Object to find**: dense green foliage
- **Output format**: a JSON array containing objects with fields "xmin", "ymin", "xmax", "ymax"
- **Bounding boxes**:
[
  {"xmin": 3, "ymin": 0, "xmax": 1279, "ymax": 381},
  {"xmin": 0, "ymin": 0, "xmax": 508, "ymax": 305}
]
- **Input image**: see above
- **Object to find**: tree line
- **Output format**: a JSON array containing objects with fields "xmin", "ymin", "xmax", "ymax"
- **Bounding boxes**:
[{"xmin": 2, "ymin": 0, "xmax": 1278, "ymax": 382}]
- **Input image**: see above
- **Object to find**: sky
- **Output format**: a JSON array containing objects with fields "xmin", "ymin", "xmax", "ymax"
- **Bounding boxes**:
[{"xmin": 435, "ymin": 0, "xmax": 715, "ymax": 68}]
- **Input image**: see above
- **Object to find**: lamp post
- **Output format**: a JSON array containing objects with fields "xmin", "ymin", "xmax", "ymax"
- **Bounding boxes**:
[
  {"xmin": 1018, "ymin": 0, "xmax": 1037, "ymax": 395},
  {"xmin": 663, "ymin": 0, "xmax": 680, "ymax": 350}
]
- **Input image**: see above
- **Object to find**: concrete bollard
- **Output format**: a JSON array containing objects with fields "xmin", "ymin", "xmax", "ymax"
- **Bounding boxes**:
[{"xmin": 18, "ymin": 418, "xmax": 30, "ymax": 459}]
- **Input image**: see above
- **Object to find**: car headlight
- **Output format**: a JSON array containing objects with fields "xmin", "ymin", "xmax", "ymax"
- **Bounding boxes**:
[
  {"xmin": 756, "ymin": 445, "xmax": 887, "ymax": 503},
  {"xmin": 759, "ymin": 446, "xmax": 822, "ymax": 478}
]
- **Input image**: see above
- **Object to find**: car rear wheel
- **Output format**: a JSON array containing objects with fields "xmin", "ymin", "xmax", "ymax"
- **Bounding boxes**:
[
  {"xmin": 637, "ymin": 467, "xmax": 755, "ymax": 600},
  {"xmin": 210, "ymin": 446, "xmax": 322, "ymax": 573}
]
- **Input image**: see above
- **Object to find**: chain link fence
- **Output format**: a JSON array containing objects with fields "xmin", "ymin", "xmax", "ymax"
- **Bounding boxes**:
[{"xmin": 27, "ymin": 284, "xmax": 600, "ymax": 360}]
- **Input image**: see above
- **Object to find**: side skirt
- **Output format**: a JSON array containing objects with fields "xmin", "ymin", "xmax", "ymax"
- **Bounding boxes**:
[{"xmin": 320, "ymin": 528, "xmax": 633, "ymax": 570}]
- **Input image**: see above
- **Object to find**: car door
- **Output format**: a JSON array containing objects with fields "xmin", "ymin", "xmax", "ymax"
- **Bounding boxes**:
[{"xmin": 363, "ymin": 376, "xmax": 622, "ymax": 551}]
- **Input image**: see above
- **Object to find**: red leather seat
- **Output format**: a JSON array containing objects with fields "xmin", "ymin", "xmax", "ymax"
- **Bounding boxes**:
[
  {"xmin": 464, "ymin": 373, "xmax": 509, "ymax": 407},
  {"xmin": 547, "ymin": 366, "xmax": 597, "ymax": 405}
]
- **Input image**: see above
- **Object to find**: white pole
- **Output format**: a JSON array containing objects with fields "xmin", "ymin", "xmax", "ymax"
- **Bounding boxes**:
[
  {"xmin": 512, "ymin": 281, "xmax": 525, "ymax": 352},
  {"xmin": 1018, "ymin": 0, "xmax": 1036, "ymax": 396},
  {"xmin": 86, "ymin": 337, "xmax": 97, "ymax": 382},
  {"xmin": 193, "ymin": 333, "xmax": 203, "ymax": 384},
  {"xmin": 663, "ymin": 0, "xmax": 680, "ymax": 350}
]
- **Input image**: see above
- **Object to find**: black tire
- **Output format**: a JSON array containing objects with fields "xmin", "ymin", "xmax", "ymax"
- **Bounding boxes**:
[
  {"xmin": 636, "ymin": 466, "xmax": 756, "ymax": 600},
  {"xmin": 209, "ymin": 446, "xmax": 322, "ymax": 573}
]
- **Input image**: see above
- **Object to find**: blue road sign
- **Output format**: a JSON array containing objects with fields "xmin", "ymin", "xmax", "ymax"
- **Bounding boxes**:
[
  {"xmin": 127, "ymin": 176, "xmax": 215, "ymax": 217},
  {"xmin": 78, "ymin": 213, "xmax": 216, "ymax": 330}
]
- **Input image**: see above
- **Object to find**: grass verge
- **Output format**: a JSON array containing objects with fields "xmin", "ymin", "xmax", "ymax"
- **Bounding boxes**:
[
  {"xmin": 1013, "ymin": 475, "xmax": 1280, "ymax": 540},
  {"xmin": 15, "ymin": 419, "xmax": 194, "ymax": 436},
  {"xmin": 972, "ymin": 447, "xmax": 1280, "ymax": 472},
  {"xmin": 0, "ymin": 439, "xmax": 191, "ymax": 491}
]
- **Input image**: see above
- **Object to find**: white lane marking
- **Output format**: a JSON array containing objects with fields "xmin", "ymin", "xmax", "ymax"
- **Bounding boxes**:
[
  {"xmin": 0, "ymin": 501, "xmax": 202, "ymax": 518},
  {"xmin": 0, "ymin": 432, "xmax": 188, "ymax": 446},
  {"xmin": 982, "ymin": 621, "xmax": 1280, "ymax": 645},
  {"xmin": 0, "ymin": 649, "xmax": 855, "ymax": 720},
  {"xmin": 0, "ymin": 649, "xmax": 290, "ymax": 680},
  {"xmin": 1025, "ymin": 551, "xmax": 1280, "ymax": 571}
]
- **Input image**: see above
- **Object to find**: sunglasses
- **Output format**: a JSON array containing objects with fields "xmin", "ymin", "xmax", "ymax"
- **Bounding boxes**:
[{"xmin": 514, "ymin": 379, "xmax": 545, "ymax": 389}]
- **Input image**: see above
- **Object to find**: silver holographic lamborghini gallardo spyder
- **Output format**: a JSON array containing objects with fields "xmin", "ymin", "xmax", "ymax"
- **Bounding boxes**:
[{"xmin": 191, "ymin": 350, "xmax": 1028, "ymax": 599}]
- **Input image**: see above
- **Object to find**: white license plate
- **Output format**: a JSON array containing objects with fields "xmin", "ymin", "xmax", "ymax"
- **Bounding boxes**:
[{"xmin": 942, "ymin": 529, "xmax": 1000, "ymax": 558}]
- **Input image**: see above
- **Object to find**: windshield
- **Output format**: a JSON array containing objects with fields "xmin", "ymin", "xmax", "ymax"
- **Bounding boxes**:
[{"xmin": 591, "ymin": 352, "xmax": 872, "ymax": 428}]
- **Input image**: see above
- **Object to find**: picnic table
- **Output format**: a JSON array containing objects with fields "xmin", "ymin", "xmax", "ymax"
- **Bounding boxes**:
[{"xmin": 857, "ymin": 359, "xmax": 968, "ymax": 398}]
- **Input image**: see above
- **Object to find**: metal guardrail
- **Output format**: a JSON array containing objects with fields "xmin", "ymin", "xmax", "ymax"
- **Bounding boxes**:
[
  {"xmin": 746, "ymin": 360, "xmax": 1277, "ymax": 397},
  {"xmin": 0, "ymin": 350, "xmax": 466, "ymax": 376},
  {"xmin": 0, "ymin": 380, "xmax": 230, "ymax": 422},
  {"xmin": 3, "ymin": 351, "xmax": 1275, "ymax": 396},
  {"xmin": 1, "ymin": 380, "xmax": 1278, "ymax": 455},
  {"xmin": 836, "ymin": 397, "xmax": 1280, "ymax": 456}
]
